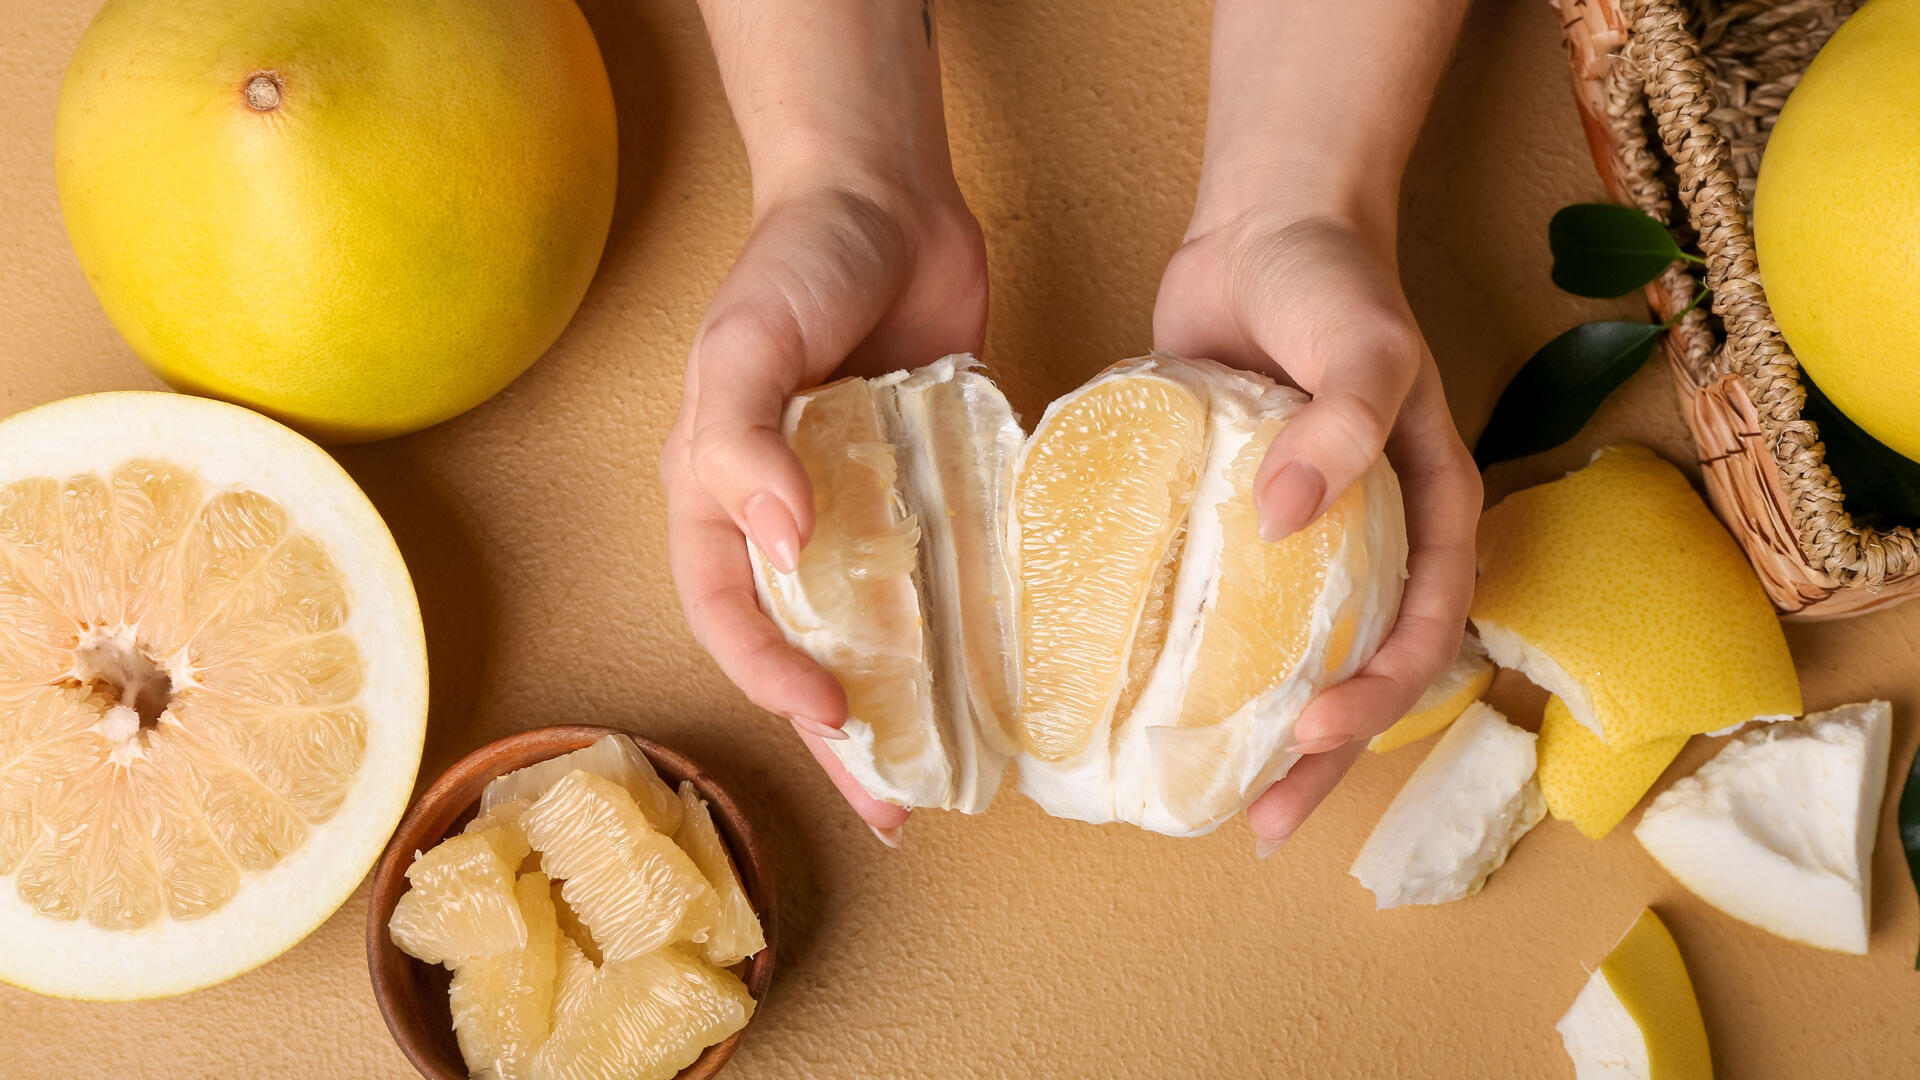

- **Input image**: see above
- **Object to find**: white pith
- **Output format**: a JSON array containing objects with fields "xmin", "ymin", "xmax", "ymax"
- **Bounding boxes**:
[
  {"xmin": 1556, "ymin": 969, "xmax": 1652, "ymax": 1079},
  {"xmin": 0, "ymin": 391, "xmax": 427, "ymax": 1000},
  {"xmin": 1349, "ymin": 702, "xmax": 1545, "ymax": 907},
  {"xmin": 1633, "ymin": 699, "xmax": 1892, "ymax": 954},
  {"xmin": 1473, "ymin": 618, "xmax": 1604, "ymax": 740}
]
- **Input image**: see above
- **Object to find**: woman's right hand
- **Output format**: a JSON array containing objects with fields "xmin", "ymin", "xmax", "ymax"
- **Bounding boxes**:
[{"xmin": 661, "ymin": 171, "xmax": 987, "ymax": 845}]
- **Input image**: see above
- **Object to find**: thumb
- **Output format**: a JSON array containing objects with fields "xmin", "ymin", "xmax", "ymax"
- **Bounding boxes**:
[
  {"xmin": 1251, "ymin": 327, "xmax": 1420, "ymax": 541},
  {"xmin": 686, "ymin": 211, "xmax": 909, "ymax": 571}
]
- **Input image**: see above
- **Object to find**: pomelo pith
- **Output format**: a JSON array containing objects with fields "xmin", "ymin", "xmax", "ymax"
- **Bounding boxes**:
[
  {"xmin": 0, "ymin": 392, "xmax": 428, "ymax": 999},
  {"xmin": 54, "ymin": 0, "xmax": 618, "ymax": 442}
]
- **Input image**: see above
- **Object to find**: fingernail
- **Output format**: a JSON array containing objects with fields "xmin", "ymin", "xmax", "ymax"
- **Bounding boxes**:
[
  {"xmin": 1255, "ymin": 834, "xmax": 1289, "ymax": 859},
  {"xmin": 1257, "ymin": 461, "xmax": 1327, "ymax": 541},
  {"xmin": 1286, "ymin": 733, "xmax": 1350, "ymax": 755},
  {"xmin": 790, "ymin": 715, "xmax": 848, "ymax": 741},
  {"xmin": 744, "ymin": 492, "xmax": 801, "ymax": 574},
  {"xmin": 868, "ymin": 822, "xmax": 904, "ymax": 849}
]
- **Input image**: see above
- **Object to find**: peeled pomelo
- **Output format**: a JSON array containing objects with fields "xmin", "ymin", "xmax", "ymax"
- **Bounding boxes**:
[
  {"xmin": 54, "ymin": 0, "xmax": 618, "ymax": 442},
  {"xmin": 0, "ymin": 391, "xmax": 427, "ymax": 1000},
  {"xmin": 752, "ymin": 353, "xmax": 1407, "ymax": 835},
  {"xmin": 1471, "ymin": 445, "xmax": 1800, "ymax": 748}
]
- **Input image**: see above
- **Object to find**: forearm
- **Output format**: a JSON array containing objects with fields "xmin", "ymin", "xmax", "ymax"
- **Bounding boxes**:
[
  {"xmin": 1194, "ymin": 0, "xmax": 1470, "ymax": 242},
  {"xmin": 695, "ymin": 0, "xmax": 958, "ymax": 208}
]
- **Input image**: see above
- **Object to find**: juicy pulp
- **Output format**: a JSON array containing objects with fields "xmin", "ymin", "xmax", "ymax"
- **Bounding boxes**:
[
  {"xmin": 671, "ymin": 781, "xmax": 765, "ymax": 967},
  {"xmin": 0, "ymin": 391, "xmax": 426, "ymax": 1000},
  {"xmin": 521, "ymin": 770, "xmax": 718, "ymax": 962},
  {"xmin": 449, "ymin": 870, "xmax": 561, "ymax": 1080}
]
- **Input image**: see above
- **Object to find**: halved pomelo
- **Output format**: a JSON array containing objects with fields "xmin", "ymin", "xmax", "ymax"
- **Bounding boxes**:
[{"xmin": 0, "ymin": 391, "xmax": 427, "ymax": 1000}]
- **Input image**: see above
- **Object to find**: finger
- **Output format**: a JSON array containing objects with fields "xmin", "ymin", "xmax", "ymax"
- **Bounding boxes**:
[
  {"xmin": 800, "ymin": 731, "xmax": 913, "ymax": 842},
  {"xmin": 1246, "ymin": 738, "xmax": 1367, "ymax": 852},
  {"xmin": 1250, "ymin": 319, "xmax": 1421, "ymax": 542},
  {"xmin": 665, "ymin": 440, "xmax": 849, "ymax": 732},
  {"xmin": 687, "ymin": 206, "xmax": 911, "ymax": 569},
  {"xmin": 1289, "ymin": 370, "xmax": 1481, "ymax": 748}
]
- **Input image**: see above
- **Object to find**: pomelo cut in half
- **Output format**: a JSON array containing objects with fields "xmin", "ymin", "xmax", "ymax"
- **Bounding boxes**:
[
  {"xmin": 0, "ymin": 392, "xmax": 427, "ymax": 999},
  {"xmin": 752, "ymin": 353, "xmax": 1407, "ymax": 835}
]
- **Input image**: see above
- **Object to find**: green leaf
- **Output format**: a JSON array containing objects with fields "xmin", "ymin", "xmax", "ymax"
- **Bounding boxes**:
[
  {"xmin": 1899, "ymin": 742, "xmax": 1920, "ymax": 969},
  {"xmin": 1798, "ymin": 378, "xmax": 1920, "ymax": 529},
  {"xmin": 1549, "ymin": 203, "xmax": 1691, "ymax": 299},
  {"xmin": 1475, "ymin": 321, "xmax": 1662, "ymax": 468}
]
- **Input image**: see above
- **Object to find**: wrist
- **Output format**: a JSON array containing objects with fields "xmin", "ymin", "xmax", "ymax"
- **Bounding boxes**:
[
  {"xmin": 1187, "ymin": 151, "xmax": 1397, "ymax": 251},
  {"xmin": 745, "ymin": 127, "xmax": 964, "ymax": 223}
]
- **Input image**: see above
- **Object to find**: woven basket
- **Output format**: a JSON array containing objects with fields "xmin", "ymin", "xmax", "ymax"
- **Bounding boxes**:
[{"xmin": 1552, "ymin": 0, "xmax": 1920, "ymax": 618}]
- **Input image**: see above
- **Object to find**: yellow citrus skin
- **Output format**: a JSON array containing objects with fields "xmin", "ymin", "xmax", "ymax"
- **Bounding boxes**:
[
  {"xmin": 1753, "ymin": 0, "xmax": 1920, "ymax": 462},
  {"xmin": 1536, "ymin": 696, "xmax": 1686, "ymax": 840},
  {"xmin": 1471, "ymin": 445, "xmax": 1800, "ymax": 748},
  {"xmin": 54, "ymin": 0, "xmax": 618, "ymax": 442},
  {"xmin": 1600, "ymin": 909, "xmax": 1713, "ymax": 1080}
]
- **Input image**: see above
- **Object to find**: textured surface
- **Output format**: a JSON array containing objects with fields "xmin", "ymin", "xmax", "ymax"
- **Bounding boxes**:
[{"xmin": 1, "ymin": 0, "xmax": 1917, "ymax": 1077}]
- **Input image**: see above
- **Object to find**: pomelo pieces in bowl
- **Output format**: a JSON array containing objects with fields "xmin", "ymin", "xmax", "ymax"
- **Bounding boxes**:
[
  {"xmin": 749, "ymin": 353, "xmax": 1408, "ymax": 836},
  {"xmin": 387, "ymin": 734, "xmax": 764, "ymax": 1080},
  {"xmin": 54, "ymin": 0, "xmax": 618, "ymax": 442},
  {"xmin": 1556, "ymin": 907, "xmax": 1712, "ymax": 1080},
  {"xmin": 1471, "ymin": 444, "xmax": 1801, "ymax": 749},
  {"xmin": 1634, "ymin": 700, "xmax": 1892, "ymax": 955},
  {"xmin": 1752, "ymin": 0, "xmax": 1920, "ymax": 463},
  {"xmin": 1349, "ymin": 702, "xmax": 1543, "ymax": 908},
  {"xmin": 0, "ymin": 391, "xmax": 427, "ymax": 1000},
  {"xmin": 1368, "ymin": 632, "xmax": 1494, "ymax": 753}
]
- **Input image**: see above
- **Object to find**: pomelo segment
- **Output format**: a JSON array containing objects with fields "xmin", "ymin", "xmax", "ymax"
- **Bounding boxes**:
[
  {"xmin": 671, "ymin": 781, "xmax": 765, "ymax": 966},
  {"xmin": 751, "ymin": 357, "xmax": 1018, "ymax": 812},
  {"xmin": 449, "ymin": 871, "xmax": 561, "ymax": 1080},
  {"xmin": 530, "ymin": 946, "xmax": 755, "ymax": 1080},
  {"xmin": 388, "ymin": 831, "xmax": 529, "ymax": 967},
  {"xmin": 482, "ymin": 733, "xmax": 681, "ymax": 836},
  {"xmin": 1026, "ymin": 356, "xmax": 1406, "ymax": 834},
  {"xmin": 521, "ymin": 770, "xmax": 718, "ymax": 963},
  {"xmin": 0, "ymin": 392, "xmax": 426, "ymax": 1000}
]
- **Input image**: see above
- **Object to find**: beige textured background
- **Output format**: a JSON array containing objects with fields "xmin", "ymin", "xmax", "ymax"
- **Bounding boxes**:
[{"xmin": 4, "ymin": 0, "xmax": 1919, "ymax": 1076}]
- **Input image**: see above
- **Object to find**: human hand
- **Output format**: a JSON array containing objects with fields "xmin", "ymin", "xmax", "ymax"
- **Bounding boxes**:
[
  {"xmin": 662, "ymin": 174, "xmax": 987, "ymax": 844},
  {"xmin": 1153, "ymin": 207, "xmax": 1481, "ymax": 855}
]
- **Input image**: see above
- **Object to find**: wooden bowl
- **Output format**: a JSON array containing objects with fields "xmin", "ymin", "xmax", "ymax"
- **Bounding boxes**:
[{"xmin": 366, "ymin": 725, "xmax": 777, "ymax": 1080}]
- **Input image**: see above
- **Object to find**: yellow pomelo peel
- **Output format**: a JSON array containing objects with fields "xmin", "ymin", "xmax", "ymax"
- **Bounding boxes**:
[
  {"xmin": 1753, "ymin": 0, "xmax": 1920, "ymax": 462},
  {"xmin": 1471, "ymin": 445, "xmax": 1799, "ymax": 748},
  {"xmin": 1369, "ymin": 633, "xmax": 1495, "ymax": 753},
  {"xmin": 54, "ymin": 0, "xmax": 617, "ymax": 441},
  {"xmin": 1537, "ymin": 696, "xmax": 1687, "ymax": 839},
  {"xmin": 1558, "ymin": 908, "xmax": 1713, "ymax": 1080}
]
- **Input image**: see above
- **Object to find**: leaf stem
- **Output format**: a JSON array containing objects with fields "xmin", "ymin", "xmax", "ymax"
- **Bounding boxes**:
[{"xmin": 1658, "ymin": 288, "xmax": 1711, "ymax": 331}]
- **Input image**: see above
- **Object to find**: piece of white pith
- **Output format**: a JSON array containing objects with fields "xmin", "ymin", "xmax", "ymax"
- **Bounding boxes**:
[
  {"xmin": 1350, "ymin": 702, "xmax": 1544, "ymax": 908},
  {"xmin": 1634, "ymin": 700, "xmax": 1893, "ymax": 954}
]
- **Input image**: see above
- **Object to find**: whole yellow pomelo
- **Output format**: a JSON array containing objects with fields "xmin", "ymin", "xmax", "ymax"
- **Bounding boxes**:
[
  {"xmin": 55, "ymin": 0, "xmax": 617, "ymax": 442},
  {"xmin": 1753, "ymin": 0, "xmax": 1920, "ymax": 462}
]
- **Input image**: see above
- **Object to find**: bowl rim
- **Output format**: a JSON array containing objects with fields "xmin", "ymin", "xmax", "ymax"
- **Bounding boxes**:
[{"xmin": 365, "ymin": 723, "xmax": 777, "ymax": 1080}]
